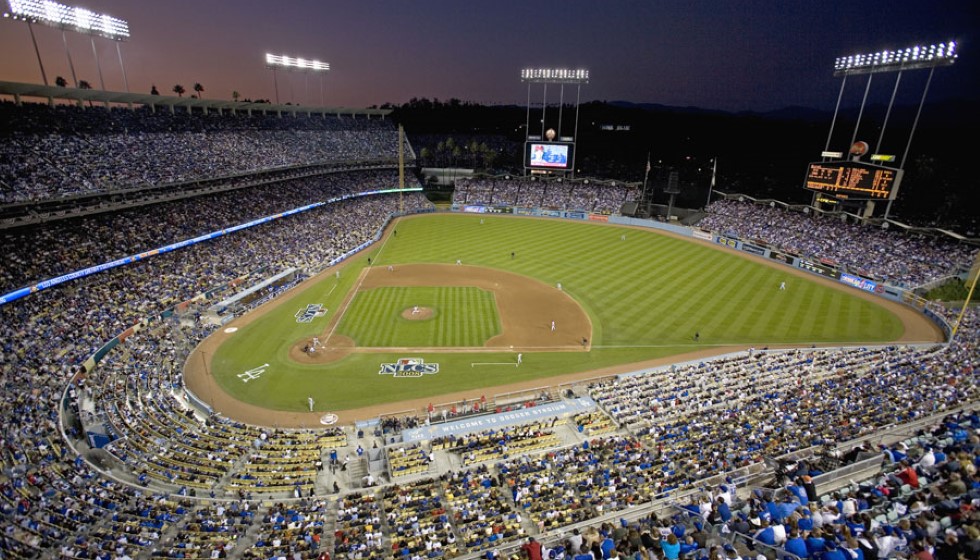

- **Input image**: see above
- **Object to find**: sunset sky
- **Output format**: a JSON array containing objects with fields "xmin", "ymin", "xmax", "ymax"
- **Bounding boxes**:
[{"xmin": 0, "ymin": 0, "xmax": 975, "ymax": 112}]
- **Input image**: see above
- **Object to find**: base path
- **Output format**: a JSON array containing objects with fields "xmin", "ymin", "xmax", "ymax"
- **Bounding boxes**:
[
  {"xmin": 355, "ymin": 263, "xmax": 591, "ymax": 350},
  {"xmin": 184, "ymin": 216, "xmax": 945, "ymax": 428}
]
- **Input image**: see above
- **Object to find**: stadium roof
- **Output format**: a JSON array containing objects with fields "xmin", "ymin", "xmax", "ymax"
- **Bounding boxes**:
[{"xmin": 0, "ymin": 80, "xmax": 391, "ymax": 117}]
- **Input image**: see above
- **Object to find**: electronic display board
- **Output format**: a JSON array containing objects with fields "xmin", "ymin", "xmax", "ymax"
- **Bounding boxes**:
[
  {"xmin": 803, "ymin": 161, "xmax": 902, "ymax": 200},
  {"xmin": 525, "ymin": 142, "xmax": 574, "ymax": 170}
]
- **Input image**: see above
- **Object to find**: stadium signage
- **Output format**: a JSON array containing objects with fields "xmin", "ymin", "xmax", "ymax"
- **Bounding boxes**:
[
  {"xmin": 741, "ymin": 243, "xmax": 766, "ymax": 256},
  {"xmin": 588, "ymin": 214, "xmax": 609, "ymax": 222},
  {"xmin": 769, "ymin": 251, "xmax": 794, "ymax": 265},
  {"xmin": 797, "ymin": 259, "xmax": 840, "ymax": 279},
  {"xmin": 715, "ymin": 236, "xmax": 738, "ymax": 249},
  {"xmin": 379, "ymin": 358, "xmax": 440, "ymax": 378},
  {"xmin": 839, "ymin": 273, "xmax": 879, "ymax": 293},
  {"xmin": 295, "ymin": 304, "xmax": 325, "ymax": 323},
  {"xmin": 691, "ymin": 229, "xmax": 712, "ymax": 241}
]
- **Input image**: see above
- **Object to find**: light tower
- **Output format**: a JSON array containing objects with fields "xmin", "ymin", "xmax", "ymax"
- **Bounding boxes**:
[
  {"xmin": 808, "ymin": 41, "xmax": 958, "ymax": 219},
  {"xmin": 3, "ymin": 0, "xmax": 131, "ymax": 92},
  {"xmin": 520, "ymin": 68, "xmax": 589, "ymax": 178},
  {"xmin": 265, "ymin": 53, "xmax": 330, "ymax": 106}
]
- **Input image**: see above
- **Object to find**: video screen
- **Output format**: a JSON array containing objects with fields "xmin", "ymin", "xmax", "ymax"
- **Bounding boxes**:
[{"xmin": 527, "ymin": 142, "xmax": 571, "ymax": 169}]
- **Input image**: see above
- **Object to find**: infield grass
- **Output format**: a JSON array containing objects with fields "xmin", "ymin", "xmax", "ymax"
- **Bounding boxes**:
[
  {"xmin": 337, "ymin": 286, "xmax": 500, "ymax": 347},
  {"xmin": 209, "ymin": 212, "xmax": 909, "ymax": 412}
]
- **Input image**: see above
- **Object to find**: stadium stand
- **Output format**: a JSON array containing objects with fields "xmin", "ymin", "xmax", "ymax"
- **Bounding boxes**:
[
  {"xmin": 696, "ymin": 199, "xmax": 979, "ymax": 288},
  {"xmin": 0, "ymin": 101, "xmax": 409, "ymax": 203},
  {"xmin": 0, "ymin": 102, "xmax": 977, "ymax": 560},
  {"xmin": 452, "ymin": 177, "xmax": 639, "ymax": 214}
]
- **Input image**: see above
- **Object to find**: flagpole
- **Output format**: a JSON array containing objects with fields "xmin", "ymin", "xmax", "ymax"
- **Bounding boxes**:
[
  {"xmin": 642, "ymin": 152, "xmax": 651, "ymax": 214},
  {"xmin": 705, "ymin": 157, "xmax": 717, "ymax": 208},
  {"xmin": 642, "ymin": 153, "xmax": 651, "ymax": 188}
]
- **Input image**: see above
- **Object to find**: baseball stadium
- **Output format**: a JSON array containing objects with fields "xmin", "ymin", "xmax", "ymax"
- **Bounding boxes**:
[{"xmin": 1, "ymin": 6, "xmax": 979, "ymax": 560}]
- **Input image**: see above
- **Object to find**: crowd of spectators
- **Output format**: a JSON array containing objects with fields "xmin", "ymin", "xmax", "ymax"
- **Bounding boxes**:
[
  {"xmin": 453, "ymin": 177, "xmax": 638, "ymax": 214},
  {"xmin": 0, "ymin": 170, "xmax": 411, "ymax": 294},
  {"xmin": 696, "ymin": 200, "xmax": 979, "ymax": 288},
  {"xmin": 0, "ymin": 177, "xmax": 431, "ymax": 556},
  {"xmin": 698, "ymin": 411, "xmax": 980, "ymax": 560},
  {"xmin": 0, "ymin": 104, "xmax": 978, "ymax": 560},
  {"xmin": 0, "ymin": 101, "xmax": 410, "ymax": 203}
]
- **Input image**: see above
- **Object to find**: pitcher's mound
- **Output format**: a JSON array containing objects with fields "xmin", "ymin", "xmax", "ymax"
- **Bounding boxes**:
[{"xmin": 402, "ymin": 306, "xmax": 435, "ymax": 320}]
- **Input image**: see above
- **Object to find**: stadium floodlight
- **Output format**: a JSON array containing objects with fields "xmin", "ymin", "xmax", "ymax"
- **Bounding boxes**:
[
  {"xmin": 265, "ymin": 53, "xmax": 330, "ymax": 72},
  {"xmin": 4, "ymin": 0, "xmax": 129, "ymax": 39},
  {"xmin": 833, "ymin": 41, "xmax": 956, "ymax": 76},
  {"xmin": 4, "ymin": 0, "xmax": 131, "ymax": 92},
  {"xmin": 521, "ymin": 68, "xmax": 589, "ymax": 84},
  {"xmin": 265, "ymin": 53, "xmax": 330, "ymax": 106}
]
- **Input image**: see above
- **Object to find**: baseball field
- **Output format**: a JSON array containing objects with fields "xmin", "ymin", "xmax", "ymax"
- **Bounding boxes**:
[{"xmin": 187, "ymin": 213, "xmax": 941, "ymax": 425}]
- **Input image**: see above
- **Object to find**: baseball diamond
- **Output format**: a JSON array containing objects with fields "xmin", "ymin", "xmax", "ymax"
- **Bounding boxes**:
[
  {"xmin": 187, "ymin": 213, "xmax": 941, "ymax": 425},
  {"xmin": 1, "ymin": 10, "xmax": 976, "ymax": 559}
]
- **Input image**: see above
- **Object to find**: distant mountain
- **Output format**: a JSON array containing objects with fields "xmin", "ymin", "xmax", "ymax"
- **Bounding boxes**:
[{"xmin": 607, "ymin": 97, "xmax": 978, "ymax": 129}]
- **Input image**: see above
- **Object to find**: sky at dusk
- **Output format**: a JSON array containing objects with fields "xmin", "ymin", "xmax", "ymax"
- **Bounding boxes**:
[{"xmin": 0, "ymin": 0, "xmax": 976, "ymax": 112}]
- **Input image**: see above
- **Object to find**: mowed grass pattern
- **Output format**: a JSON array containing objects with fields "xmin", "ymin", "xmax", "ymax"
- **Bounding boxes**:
[
  {"xmin": 378, "ymin": 214, "xmax": 904, "ymax": 346},
  {"xmin": 209, "ymin": 212, "xmax": 908, "ymax": 412},
  {"xmin": 338, "ymin": 286, "xmax": 500, "ymax": 347}
]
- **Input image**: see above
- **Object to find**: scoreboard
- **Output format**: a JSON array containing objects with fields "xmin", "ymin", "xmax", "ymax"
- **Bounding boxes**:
[
  {"xmin": 525, "ymin": 142, "xmax": 574, "ymax": 171},
  {"xmin": 804, "ymin": 161, "xmax": 902, "ymax": 200}
]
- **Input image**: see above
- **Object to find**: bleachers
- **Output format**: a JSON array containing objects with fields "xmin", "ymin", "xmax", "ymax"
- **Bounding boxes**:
[{"xmin": 0, "ymin": 101, "xmax": 978, "ymax": 560}]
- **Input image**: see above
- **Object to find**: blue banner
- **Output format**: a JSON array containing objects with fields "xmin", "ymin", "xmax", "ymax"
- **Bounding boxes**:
[
  {"xmin": 401, "ymin": 396, "xmax": 597, "ymax": 443},
  {"xmin": 0, "ymin": 188, "xmax": 423, "ymax": 307},
  {"xmin": 839, "ymin": 272, "xmax": 878, "ymax": 293}
]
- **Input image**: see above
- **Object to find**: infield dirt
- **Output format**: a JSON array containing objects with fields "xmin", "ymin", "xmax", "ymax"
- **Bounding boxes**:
[{"xmin": 184, "ymin": 216, "xmax": 943, "ymax": 427}]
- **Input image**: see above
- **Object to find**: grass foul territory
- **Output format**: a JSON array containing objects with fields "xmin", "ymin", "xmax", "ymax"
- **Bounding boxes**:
[{"xmin": 207, "ymin": 213, "xmax": 909, "ymax": 412}]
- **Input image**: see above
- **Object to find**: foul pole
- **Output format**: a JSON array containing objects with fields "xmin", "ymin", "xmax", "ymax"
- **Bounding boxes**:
[{"xmin": 398, "ymin": 124, "xmax": 405, "ymax": 213}]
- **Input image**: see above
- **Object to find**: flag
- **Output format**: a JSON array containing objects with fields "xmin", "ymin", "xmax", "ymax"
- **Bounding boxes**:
[{"xmin": 645, "ymin": 155, "xmax": 651, "ymax": 174}]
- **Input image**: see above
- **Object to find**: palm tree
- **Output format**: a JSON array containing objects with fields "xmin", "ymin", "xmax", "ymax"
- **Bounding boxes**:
[
  {"xmin": 232, "ymin": 90, "xmax": 240, "ymax": 102},
  {"xmin": 55, "ymin": 76, "xmax": 68, "ymax": 88},
  {"xmin": 173, "ymin": 84, "xmax": 185, "ymax": 97},
  {"xmin": 193, "ymin": 82, "xmax": 204, "ymax": 98}
]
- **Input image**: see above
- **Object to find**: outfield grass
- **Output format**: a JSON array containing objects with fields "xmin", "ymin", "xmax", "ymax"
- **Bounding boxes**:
[
  {"xmin": 208, "ymin": 213, "xmax": 907, "ymax": 412},
  {"xmin": 337, "ymin": 286, "xmax": 500, "ymax": 347}
]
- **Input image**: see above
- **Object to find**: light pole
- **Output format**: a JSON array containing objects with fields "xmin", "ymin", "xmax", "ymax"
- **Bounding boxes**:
[
  {"xmin": 266, "ymin": 53, "xmax": 330, "ymax": 106},
  {"xmin": 825, "ymin": 41, "xmax": 957, "ymax": 220},
  {"xmin": 3, "ymin": 0, "xmax": 130, "ymax": 91},
  {"xmin": 520, "ymin": 68, "xmax": 589, "ymax": 177}
]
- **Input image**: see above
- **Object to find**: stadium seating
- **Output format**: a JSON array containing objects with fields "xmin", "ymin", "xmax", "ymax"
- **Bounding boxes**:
[{"xmin": 0, "ymin": 102, "xmax": 978, "ymax": 560}]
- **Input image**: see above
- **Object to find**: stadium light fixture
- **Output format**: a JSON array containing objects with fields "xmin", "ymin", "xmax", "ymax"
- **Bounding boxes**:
[
  {"xmin": 833, "ymin": 41, "xmax": 956, "ymax": 76},
  {"xmin": 4, "ymin": 0, "xmax": 129, "ymax": 39},
  {"xmin": 3, "ymin": 0, "xmax": 131, "ymax": 92},
  {"xmin": 521, "ymin": 67, "xmax": 589, "ymax": 84},
  {"xmin": 265, "ymin": 53, "xmax": 330, "ymax": 106},
  {"xmin": 265, "ymin": 53, "xmax": 330, "ymax": 72}
]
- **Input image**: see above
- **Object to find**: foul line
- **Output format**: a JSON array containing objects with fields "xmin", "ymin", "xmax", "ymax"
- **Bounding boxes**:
[
  {"xmin": 322, "ymin": 226, "xmax": 396, "ymax": 347},
  {"xmin": 471, "ymin": 362, "xmax": 518, "ymax": 367}
]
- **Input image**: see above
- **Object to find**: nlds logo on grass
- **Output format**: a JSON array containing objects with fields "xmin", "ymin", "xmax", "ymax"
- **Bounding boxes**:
[
  {"xmin": 379, "ymin": 358, "xmax": 440, "ymax": 378},
  {"xmin": 295, "ymin": 304, "xmax": 325, "ymax": 323}
]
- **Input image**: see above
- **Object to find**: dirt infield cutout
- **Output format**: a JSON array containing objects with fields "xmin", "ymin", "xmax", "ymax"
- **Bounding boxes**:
[
  {"xmin": 185, "ymin": 216, "xmax": 944, "ymax": 427},
  {"xmin": 288, "ymin": 263, "xmax": 592, "ymax": 365}
]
